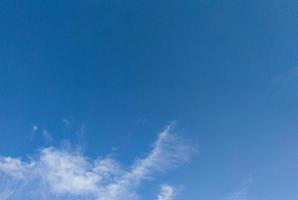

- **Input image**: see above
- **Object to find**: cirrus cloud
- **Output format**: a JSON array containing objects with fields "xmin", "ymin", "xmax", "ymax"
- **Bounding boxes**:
[{"xmin": 0, "ymin": 124, "xmax": 192, "ymax": 200}]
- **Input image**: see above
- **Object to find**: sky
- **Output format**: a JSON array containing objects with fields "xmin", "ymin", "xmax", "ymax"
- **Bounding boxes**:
[{"xmin": 0, "ymin": 0, "xmax": 298, "ymax": 199}]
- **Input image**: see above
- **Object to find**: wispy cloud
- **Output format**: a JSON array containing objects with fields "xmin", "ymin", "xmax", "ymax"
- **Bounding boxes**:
[
  {"xmin": 226, "ymin": 188, "xmax": 248, "ymax": 200},
  {"xmin": 225, "ymin": 176, "xmax": 253, "ymax": 200},
  {"xmin": 42, "ymin": 130, "xmax": 54, "ymax": 144},
  {"xmin": 31, "ymin": 124, "xmax": 55, "ymax": 144},
  {"xmin": 0, "ymin": 124, "xmax": 192, "ymax": 200}
]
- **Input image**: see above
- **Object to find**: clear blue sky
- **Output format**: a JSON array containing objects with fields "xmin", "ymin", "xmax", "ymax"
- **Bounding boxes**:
[{"xmin": 0, "ymin": 0, "xmax": 298, "ymax": 200}]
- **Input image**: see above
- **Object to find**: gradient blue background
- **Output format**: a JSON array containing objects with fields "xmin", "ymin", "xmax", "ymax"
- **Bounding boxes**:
[{"xmin": 0, "ymin": 0, "xmax": 298, "ymax": 199}]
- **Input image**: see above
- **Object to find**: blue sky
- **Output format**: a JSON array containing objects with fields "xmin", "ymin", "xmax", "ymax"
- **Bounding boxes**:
[{"xmin": 0, "ymin": 0, "xmax": 298, "ymax": 199}]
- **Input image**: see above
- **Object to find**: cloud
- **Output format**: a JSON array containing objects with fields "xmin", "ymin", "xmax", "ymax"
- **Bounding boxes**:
[
  {"xmin": 32, "ymin": 125, "xmax": 39, "ymax": 132},
  {"xmin": 30, "ymin": 124, "xmax": 55, "ymax": 144},
  {"xmin": 0, "ymin": 124, "xmax": 192, "ymax": 200},
  {"xmin": 157, "ymin": 185, "xmax": 176, "ymax": 200},
  {"xmin": 62, "ymin": 118, "xmax": 71, "ymax": 130},
  {"xmin": 42, "ymin": 130, "xmax": 54, "ymax": 143},
  {"xmin": 226, "ymin": 189, "xmax": 248, "ymax": 200},
  {"xmin": 225, "ymin": 176, "xmax": 253, "ymax": 200}
]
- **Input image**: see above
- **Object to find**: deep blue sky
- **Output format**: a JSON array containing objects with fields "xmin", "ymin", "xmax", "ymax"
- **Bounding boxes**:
[{"xmin": 0, "ymin": 0, "xmax": 298, "ymax": 199}]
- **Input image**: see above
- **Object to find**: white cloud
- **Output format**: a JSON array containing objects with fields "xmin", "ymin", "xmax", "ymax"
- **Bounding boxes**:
[
  {"xmin": 0, "ymin": 157, "xmax": 33, "ymax": 180},
  {"xmin": 0, "ymin": 124, "xmax": 192, "ymax": 200},
  {"xmin": 157, "ymin": 185, "xmax": 176, "ymax": 200}
]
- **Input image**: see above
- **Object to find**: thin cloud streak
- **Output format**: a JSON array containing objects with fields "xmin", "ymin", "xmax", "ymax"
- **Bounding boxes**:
[{"xmin": 225, "ymin": 176, "xmax": 253, "ymax": 200}]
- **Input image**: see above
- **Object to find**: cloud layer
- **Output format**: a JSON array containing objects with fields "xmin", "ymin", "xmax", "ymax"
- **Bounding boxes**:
[{"xmin": 0, "ymin": 125, "xmax": 191, "ymax": 200}]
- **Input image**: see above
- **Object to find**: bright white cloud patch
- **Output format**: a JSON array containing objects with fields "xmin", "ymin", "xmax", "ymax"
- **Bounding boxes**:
[
  {"xmin": 157, "ymin": 185, "xmax": 176, "ymax": 200},
  {"xmin": 0, "ymin": 125, "xmax": 191, "ymax": 200}
]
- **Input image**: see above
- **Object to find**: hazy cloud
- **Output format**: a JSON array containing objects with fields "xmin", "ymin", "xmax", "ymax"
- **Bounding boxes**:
[
  {"xmin": 42, "ymin": 130, "xmax": 54, "ymax": 144},
  {"xmin": 32, "ymin": 125, "xmax": 38, "ymax": 132},
  {"xmin": 225, "ymin": 176, "xmax": 253, "ymax": 200}
]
